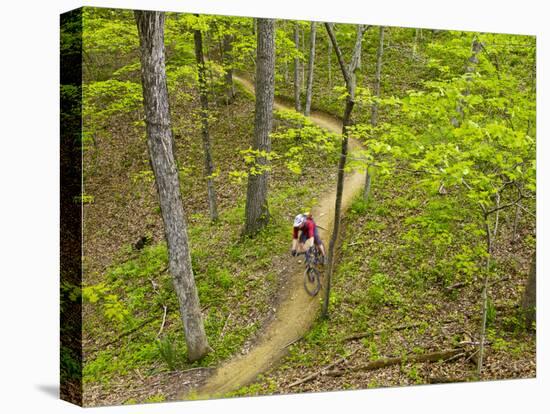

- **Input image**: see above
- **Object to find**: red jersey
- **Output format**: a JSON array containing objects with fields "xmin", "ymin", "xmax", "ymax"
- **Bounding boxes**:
[{"xmin": 293, "ymin": 218, "xmax": 316, "ymax": 239}]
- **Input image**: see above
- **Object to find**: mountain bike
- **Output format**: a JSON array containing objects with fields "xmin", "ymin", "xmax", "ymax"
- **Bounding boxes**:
[{"xmin": 300, "ymin": 246, "xmax": 323, "ymax": 296}]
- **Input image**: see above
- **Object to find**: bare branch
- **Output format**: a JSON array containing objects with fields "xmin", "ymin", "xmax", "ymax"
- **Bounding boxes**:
[
  {"xmin": 324, "ymin": 23, "xmax": 352, "ymax": 88},
  {"xmin": 288, "ymin": 348, "xmax": 360, "ymax": 387},
  {"xmin": 156, "ymin": 305, "xmax": 168, "ymax": 338}
]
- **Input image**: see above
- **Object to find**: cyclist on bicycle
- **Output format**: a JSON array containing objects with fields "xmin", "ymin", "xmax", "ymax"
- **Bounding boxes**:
[{"xmin": 291, "ymin": 212, "xmax": 326, "ymax": 262}]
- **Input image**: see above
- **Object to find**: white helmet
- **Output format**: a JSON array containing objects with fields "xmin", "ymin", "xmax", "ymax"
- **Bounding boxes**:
[{"xmin": 293, "ymin": 213, "xmax": 307, "ymax": 227}]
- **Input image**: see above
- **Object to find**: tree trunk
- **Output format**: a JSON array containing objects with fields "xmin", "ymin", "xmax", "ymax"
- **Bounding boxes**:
[
  {"xmin": 477, "ymin": 215, "xmax": 492, "ymax": 377},
  {"xmin": 323, "ymin": 97, "xmax": 354, "ymax": 318},
  {"xmin": 328, "ymin": 36, "xmax": 332, "ymax": 88},
  {"xmin": 364, "ymin": 26, "xmax": 384, "ymax": 200},
  {"xmin": 194, "ymin": 25, "xmax": 219, "ymax": 222},
  {"xmin": 293, "ymin": 24, "xmax": 302, "ymax": 112},
  {"xmin": 370, "ymin": 26, "xmax": 385, "ymax": 127},
  {"xmin": 452, "ymin": 38, "xmax": 483, "ymax": 127},
  {"xmin": 512, "ymin": 203, "xmax": 521, "ymax": 242},
  {"xmin": 322, "ymin": 23, "xmax": 364, "ymax": 318},
  {"xmin": 412, "ymin": 28, "xmax": 419, "ymax": 57},
  {"xmin": 301, "ymin": 26, "xmax": 306, "ymax": 94},
  {"xmin": 348, "ymin": 25, "xmax": 366, "ymax": 101},
  {"xmin": 243, "ymin": 18, "xmax": 275, "ymax": 236},
  {"xmin": 521, "ymin": 251, "xmax": 536, "ymax": 330},
  {"xmin": 364, "ymin": 165, "xmax": 372, "ymax": 200},
  {"xmin": 135, "ymin": 10, "xmax": 210, "ymax": 362},
  {"xmin": 222, "ymin": 34, "xmax": 235, "ymax": 104},
  {"xmin": 304, "ymin": 22, "xmax": 316, "ymax": 116}
]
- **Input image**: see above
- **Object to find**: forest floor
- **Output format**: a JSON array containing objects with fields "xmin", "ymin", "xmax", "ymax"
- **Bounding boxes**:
[
  {"xmin": 187, "ymin": 78, "xmax": 536, "ymax": 402},
  {"xmin": 226, "ymin": 172, "xmax": 536, "ymax": 398},
  {"xmin": 81, "ymin": 75, "xmax": 354, "ymax": 406},
  {"xmin": 82, "ymin": 76, "xmax": 535, "ymax": 407},
  {"xmin": 183, "ymin": 75, "xmax": 366, "ymax": 399}
]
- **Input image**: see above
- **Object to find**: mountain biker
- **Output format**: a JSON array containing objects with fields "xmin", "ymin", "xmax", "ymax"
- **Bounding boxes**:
[{"xmin": 291, "ymin": 212, "xmax": 326, "ymax": 262}]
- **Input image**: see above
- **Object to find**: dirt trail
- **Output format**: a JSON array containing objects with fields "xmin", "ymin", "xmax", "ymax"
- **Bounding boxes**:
[{"xmin": 188, "ymin": 76, "xmax": 365, "ymax": 399}]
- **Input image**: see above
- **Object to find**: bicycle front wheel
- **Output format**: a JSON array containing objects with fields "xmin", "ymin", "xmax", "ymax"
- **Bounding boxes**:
[{"xmin": 304, "ymin": 267, "xmax": 321, "ymax": 296}]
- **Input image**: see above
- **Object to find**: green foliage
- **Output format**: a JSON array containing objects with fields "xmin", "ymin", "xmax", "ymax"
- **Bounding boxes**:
[
  {"xmin": 157, "ymin": 336, "xmax": 180, "ymax": 371},
  {"xmin": 224, "ymin": 375, "xmax": 278, "ymax": 398},
  {"xmin": 83, "ymin": 79, "xmax": 142, "ymax": 119},
  {"xmin": 82, "ymin": 282, "xmax": 131, "ymax": 323},
  {"xmin": 271, "ymin": 109, "xmax": 339, "ymax": 174},
  {"xmin": 144, "ymin": 394, "xmax": 166, "ymax": 403},
  {"xmin": 81, "ymin": 14, "xmax": 536, "ymax": 395},
  {"xmin": 304, "ymin": 320, "xmax": 330, "ymax": 345},
  {"xmin": 403, "ymin": 364, "xmax": 422, "ymax": 384},
  {"xmin": 350, "ymin": 196, "xmax": 369, "ymax": 216},
  {"xmin": 486, "ymin": 298, "xmax": 497, "ymax": 328},
  {"xmin": 366, "ymin": 273, "xmax": 402, "ymax": 307},
  {"xmin": 60, "ymin": 346, "xmax": 81, "ymax": 381}
]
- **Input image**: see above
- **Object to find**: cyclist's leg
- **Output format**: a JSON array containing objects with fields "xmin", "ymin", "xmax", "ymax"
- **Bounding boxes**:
[
  {"xmin": 314, "ymin": 227, "xmax": 326, "ymax": 257},
  {"xmin": 297, "ymin": 232, "xmax": 308, "ymax": 253}
]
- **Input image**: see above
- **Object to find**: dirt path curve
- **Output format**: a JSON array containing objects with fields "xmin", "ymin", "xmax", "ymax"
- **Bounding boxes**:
[{"xmin": 187, "ymin": 76, "xmax": 365, "ymax": 399}]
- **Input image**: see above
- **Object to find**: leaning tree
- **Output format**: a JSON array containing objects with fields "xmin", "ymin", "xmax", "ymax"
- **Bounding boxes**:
[
  {"xmin": 135, "ymin": 10, "xmax": 210, "ymax": 362},
  {"xmin": 322, "ymin": 23, "xmax": 367, "ymax": 318}
]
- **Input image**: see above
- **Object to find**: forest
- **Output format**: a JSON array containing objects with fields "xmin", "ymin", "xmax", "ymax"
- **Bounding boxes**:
[{"xmin": 60, "ymin": 6, "xmax": 536, "ymax": 406}]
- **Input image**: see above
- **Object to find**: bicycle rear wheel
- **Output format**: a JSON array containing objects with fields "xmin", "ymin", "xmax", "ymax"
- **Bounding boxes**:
[{"xmin": 304, "ymin": 267, "xmax": 321, "ymax": 296}]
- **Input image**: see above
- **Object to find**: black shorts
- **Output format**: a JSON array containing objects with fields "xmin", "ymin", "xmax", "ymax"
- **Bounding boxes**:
[{"xmin": 299, "ymin": 227, "xmax": 323, "ymax": 246}]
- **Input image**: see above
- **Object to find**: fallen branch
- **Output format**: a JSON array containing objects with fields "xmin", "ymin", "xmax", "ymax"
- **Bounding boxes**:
[
  {"xmin": 459, "ymin": 340, "xmax": 491, "ymax": 346},
  {"xmin": 488, "ymin": 276, "xmax": 511, "ymax": 288},
  {"xmin": 445, "ymin": 281, "xmax": 468, "ymax": 291},
  {"xmin": 464, "ymin": 348, "xmax": 480, "ymax": 366},
  {"xmin": 282, "ymin": 335, "xmax": 304, "ymax": 350},
  {"xmin": 288, "ymin": 348, "xmax": 360, "ymax": 388},
  {"xmin": 156, "ymin": 305, "xmax": 168, "ymax": 338},
  {"xmin": 325, "ymin": 348, "xmax": 466, "ymax": 377},
  {"xmin": 220, "ymin": 312, "xmax": 233, "ymax": 339},
  {"xmin": 171, "ymin": 366, "xmax": 215, "ymax": 375},
  {"xmin": 427, "ymin": 376, "xmax": 467, "ymax": 384}
]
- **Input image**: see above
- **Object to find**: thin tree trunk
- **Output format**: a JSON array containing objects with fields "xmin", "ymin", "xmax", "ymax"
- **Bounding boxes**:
[
  {"xmin": 304, "ymin": 22, "xmax": 316, "ymax": 116},
  {"xmin": 364, "ymin": 27, "xmax": 384, "ymax": 200},
  {"xmin": 452, "ymin": 38, "xmax": 483, "ymax": 127},
  {"xmin": 413, "ymin": 28, "xmax": 419, "ymax": 57},
  {"xmin": 135, "ymin": 10, "xmax": 210, "ymax": 362},
  {"xmin": 364, "ymin": 166, "xmax": 372, "ymax": 200},
  {"xmin": 194, "ymin": 24, "xmax": 219, "ymax": 222},
  {"xmin": 512, "ymin": 201, "xmax": 521, "ymax": 242},
  {"xmin": 322, "ymin": 22, "xmax": 364, "ymax": 318},
  {"xmin": 370, "ymin": 26, "xmax": 385, "ymax": 127},
  {"xmin": 521, "ymin": 251, "xmax": 536, "ymax": 330},
  {"xmin": 328, "ymin": 36, "xmax": 332, "ymax": 88},
  {"xmin": 293, "ymin": 24, "xmax": 302, "ymax": 112},
  {"xmin": 348, "ymin": 25, "xmax": 366, "ymax": 101},
  {"xmin": 324, "ymin": 98, "xmax": 354, "ymax": 318},
  {"xmin": 477, "ymin": 215, "xmax": 492, "ymax": 377},
  {"xmin": 493, "ymin": 192, "xmax": 500, "ymax": 239},
  {"xmin": 301, "ymin": 26, "xmax": 306, "ymax": 95},
  {"xmin": 243, "ymin": 18, "xmax": 276, "ymax": 236},
  {"xmin": 222, "ymin": 34, "xmax": 235, "ymax": 104}
]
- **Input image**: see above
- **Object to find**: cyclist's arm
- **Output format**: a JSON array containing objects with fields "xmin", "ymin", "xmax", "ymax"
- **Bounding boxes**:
[{"xmin": 291, "ymin": 227, "xmax": 300, "ymax": 253}]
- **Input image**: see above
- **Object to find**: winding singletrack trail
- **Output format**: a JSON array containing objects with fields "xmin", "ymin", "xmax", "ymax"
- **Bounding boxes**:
[{"xmin": 186, "ymin": 75, "xmax": 365, "ymax": 399}]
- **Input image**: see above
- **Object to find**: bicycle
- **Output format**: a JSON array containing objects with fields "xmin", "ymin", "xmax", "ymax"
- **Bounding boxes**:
[{"xmin": 299, "ymin": 246, "xmax": 323, "ymax": 296}]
